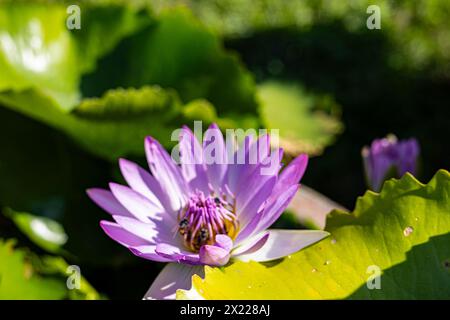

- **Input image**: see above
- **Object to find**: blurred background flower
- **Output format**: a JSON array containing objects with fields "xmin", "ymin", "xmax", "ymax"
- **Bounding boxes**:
[{"xmin": 362, "ymin": 135, "xmax": 420, "ymax": 191}]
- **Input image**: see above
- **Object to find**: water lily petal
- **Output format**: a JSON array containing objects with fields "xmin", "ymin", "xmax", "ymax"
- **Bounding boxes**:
[
  {"xmin": 129, "ymin": 245, "xmax": 173, "ymax": 262},
  {"xmin": 232, "ymin": 231, "xmax": 269, "ymax": 256},
  {"xmin": 86, "ymin": 188, "xmax": 133, "ymax": 217},
  {"xmin": 234, "ymin": 210, "xmax": 263, "ymax": 244},
  {"xmin": 179, "ymin": 126, "xmax": 209, "ymax": 192},
  {"xmin": 234, "ymin": 184, "xmax": 298, "ymax": 244},
  {"xmin": 233, "ymin": 148, "xmax": 283, "ymax": 227},
  {"xmin": 272, "ymin": 154, "xmax": 308, "ymax": 195},
  {"xmin": 145, "ymin": 136, "xmax": 189, "ymax": 211},
  {"xmin": 250, "ymin": 184, "xmax": 300, "ymax": 237},
  {"xmin": 100, "ymin": 220, "xmax": 148, "ymax": 247},
  {"xmin": 118, "ymin": 158, "xmax": 170, "ymax": 210},
  {"xmin": 203, "ymin": 123, "xmax": 227, "ymax": 193},
  {"xmin": 226, "ymin": 133, "xmax": 277, "ymax": 192},
  {"xmin": 397, "ymin": 138, "xmax": 420, "ymax": 174},
  {"xmin": 199, "ymin": 244, "xmax": 230, "ymax": 266},
  {"xmin": 112, "ymin": 215, "xmax": 174, "ymax": 245},
  {"xmin": 89, "ymin": 124, "xmax": 313, "ymax": 270},
  {"xmin": 215, "ymin": 234, "xmax": 233, "ymax": 252},
  {"xmin": 249, "ymin": 133, "xmax": 271, "ymax": 164},
  {"xmin": 236, "ymin": 174, "xmax": 277, "ymax": 229},
  {"xmin": 235, "ymin": 229, "xmax": 329, "ymax": 262},
  {"xmin": 226, "ymin": 135, "xmax": 254, "ymax": 193},
  {"xmin": 109, "ymin": 183, "xmax": 171, "ymax": 223},
  {"xmin": 155, "ymin": 243, "xmax": 201, "ymax": 264},
  {"xmin": 143, "ymin": 263, "xmax": 204, "ymax": 300}
]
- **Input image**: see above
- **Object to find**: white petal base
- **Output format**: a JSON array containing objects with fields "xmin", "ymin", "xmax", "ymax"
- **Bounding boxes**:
[
  {"xmin": 234, "ymin": 229, "xmax": 329, "ymax": 262},
  {"xmin": 143, "ymin": 263, "xmax": 204, "ymax": 300}
]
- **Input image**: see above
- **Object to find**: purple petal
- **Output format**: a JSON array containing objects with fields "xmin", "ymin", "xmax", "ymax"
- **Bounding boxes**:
[
  {"xmin": 118, "ymin": 158, "xmax": 170, "ymax": 210},
  {"xmin": 362, "ymin": 142, "xmax": 395, "ymax": 191},
  {"xmin": 236, "ymin": 184, "xmax": 299, "ymax": 243},
  {"xmin": 145, "ymin": 136, "xmax": 189, "ymax": 211},
  {"xmin": 235, "ymin": 149, "xmax": 280, "ymax": 204},
  {"xmin": 230, "ymin": 148, "xmax": 283, "ymax": 213},
  {"xmin": 234, "ymin": 211, "xmax": 263, "ymax": 244},
  {"xmin": 129, "ymin": 245, "xmax": 172, "ymax": 262},
  {"xmin": 143, "ymin": 263, "xmax": 204, "ymax": 300},
  {"xmin": 112, "ymin": 215, "xmax": 174, "ymax": 245},
  {"xmin": 254, "ymin": 184, "xmax": 300, "ymax": 234},
  {"xmin": 100, "ymin": 220, "xmax": 148, "ymax": 247},
  {"xmin": 272, "ymin": 154, "xmax": 308, "ymax": 195},
  {"xmin": 397, "ymin": 138, "xmax": 420, "ymax": 175},
  {"xmin": 86, "ymin": 188, "xmax": 133, "ymax": 218},
  {"xmin": 231, "ymin": 232, "xmax": 269, "ymax": 256},
  {"xmin": 249, "ymin": 133, "xmax": 270, "ymax": 163},
  {"xmin": 234, "ymin": 229, "xmax": 329, "ymax": 262},
  {"xmin": 233, "ymin": 146, "xmax": 283, "ymax": 230},
  {"xmin": 155, "ymin": 243, "xmax": 201, "ymax": 265},
  {"xmin": 109, "ymin": 183, "xmax": 171, "ymax": 223},
  {"xmin": 215, "ymin": 234, "xmax": 233, "ymax": 252},
  {"xmin": 203, "ymin": 123, "xmax": 227, "ymax": 192},
  {"xmin": 179, "ymin": 126, "xmax": 209, "ymax": 192},
  {"xmin": 199, "ymin": 245, "xmax": 230, "ymax": 266},
  {"xmin": 235, "ymin": 173, "xmax": 277, "ymax": 229},
  {"xmin": 226, "ymin": 135, "xmax": 254, "ymax": 193},
  {"xmin": 362, "ymin": 135, "xmax": 420, "ymax": 192},
  {"xmin": 257, "ymin": 147, "xmax": 284, "ymax": 177}
]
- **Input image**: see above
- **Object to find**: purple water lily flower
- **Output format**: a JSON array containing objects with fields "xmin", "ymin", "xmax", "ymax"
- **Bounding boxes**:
[
  {"xmin": 362, "ymin": 135, "xmax": 420, "ymax": 191},
  {"xmin": 87, "ymin": 124, "xmax": 328, "ymax": 299}
]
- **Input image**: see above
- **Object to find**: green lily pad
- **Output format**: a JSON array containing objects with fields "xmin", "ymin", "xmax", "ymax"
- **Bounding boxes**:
[
  {"xmin": 82, "ymin": 7, "xmax": 258, "ymax": 118},
  {"xmin": 258, "ymin": 81, "xmax": 342, "ymax": 156},
  {"xmin": 0, "ymin": 3, "xmax": 260, "ymax": 160},
  {"xmin": 0, "ymin": 1, "xmax": 148, "ymax": 111},
  {"xmin": 178, "ymin": 170, "xmax": 450, "ymax": 299},
  {"xmin": 4, "ymin": 208, "xmax": 68, "ymax": 254},
  {"xmin": 0, "ymin": 86, "xmax": 222, "ymax": 160},
  {"xmin": 0, "ymin": 239, "xmax": 102, "ymax": 299},
  {"xmin": 0, "ymin": 239, "xmax": 63, "ymax": 299},
  {"xmin": 37, "ymin": 255, "xmax": 103, "ymax": 300}
]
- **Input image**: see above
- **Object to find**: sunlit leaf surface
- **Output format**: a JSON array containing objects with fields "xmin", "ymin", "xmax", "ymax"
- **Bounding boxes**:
[{"xmin": 178, "ymin": 170, "xmax": 450, "ymax": 299}]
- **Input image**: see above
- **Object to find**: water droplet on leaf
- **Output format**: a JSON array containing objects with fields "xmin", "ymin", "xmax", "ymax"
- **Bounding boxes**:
[
  {"xmin": 443, "ymin": 259, "xmax": 450, "ymax": 270},
  {"xmin": 403, "ymin": 226, "xmax": 414, "ymax": 236}
]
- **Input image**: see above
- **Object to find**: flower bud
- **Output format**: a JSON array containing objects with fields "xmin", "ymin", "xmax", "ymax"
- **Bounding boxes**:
[{"xmin": 362, "ymin": 135, "xmax": 420, "ymax": 191}]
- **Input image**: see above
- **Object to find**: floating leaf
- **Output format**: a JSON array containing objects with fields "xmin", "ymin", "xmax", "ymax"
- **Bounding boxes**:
[
  {"xmin": 74, "ymin": 86, "xmax": 180, "ymax": 120},
  {"xmin": 0, "ymin": 4, "xmax": 260, "ymax": 160},
  {"xmin": 258, "ymin": 81, "xmax": 342, "ymax": 156},
  {"xmin": 0, "ymin": 239, "xmax": 102, "ymax": 299},
  {"xmin": 178, "ymin": 170, "xmax": 450, "ymax": 299},
  {"xmin": 4, "ymin": 208, "xmax": 68, "ymax": 254},
  {"xmin": 37, "ymin": 255, "xmax": 103, "ymax": 300},
  {"xmin": 0, "ymin": 239, "xmax": 66, "ymax": 299},
  {"xmin": 0, "ymin": 86, "xmax": 219, "ymax": 160},
  {"xmin": 82, "ymin": 7, "xmax": 259, "ymax": 118},
  {"xmin": 0, "ymin": 1, "xmax": 148, "ymax": 111}
]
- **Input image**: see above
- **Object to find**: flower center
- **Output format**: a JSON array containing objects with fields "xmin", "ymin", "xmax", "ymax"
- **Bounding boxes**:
[{"xmin": 177, "ymin": 190, "xmax": 238, "ymax": 252}]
